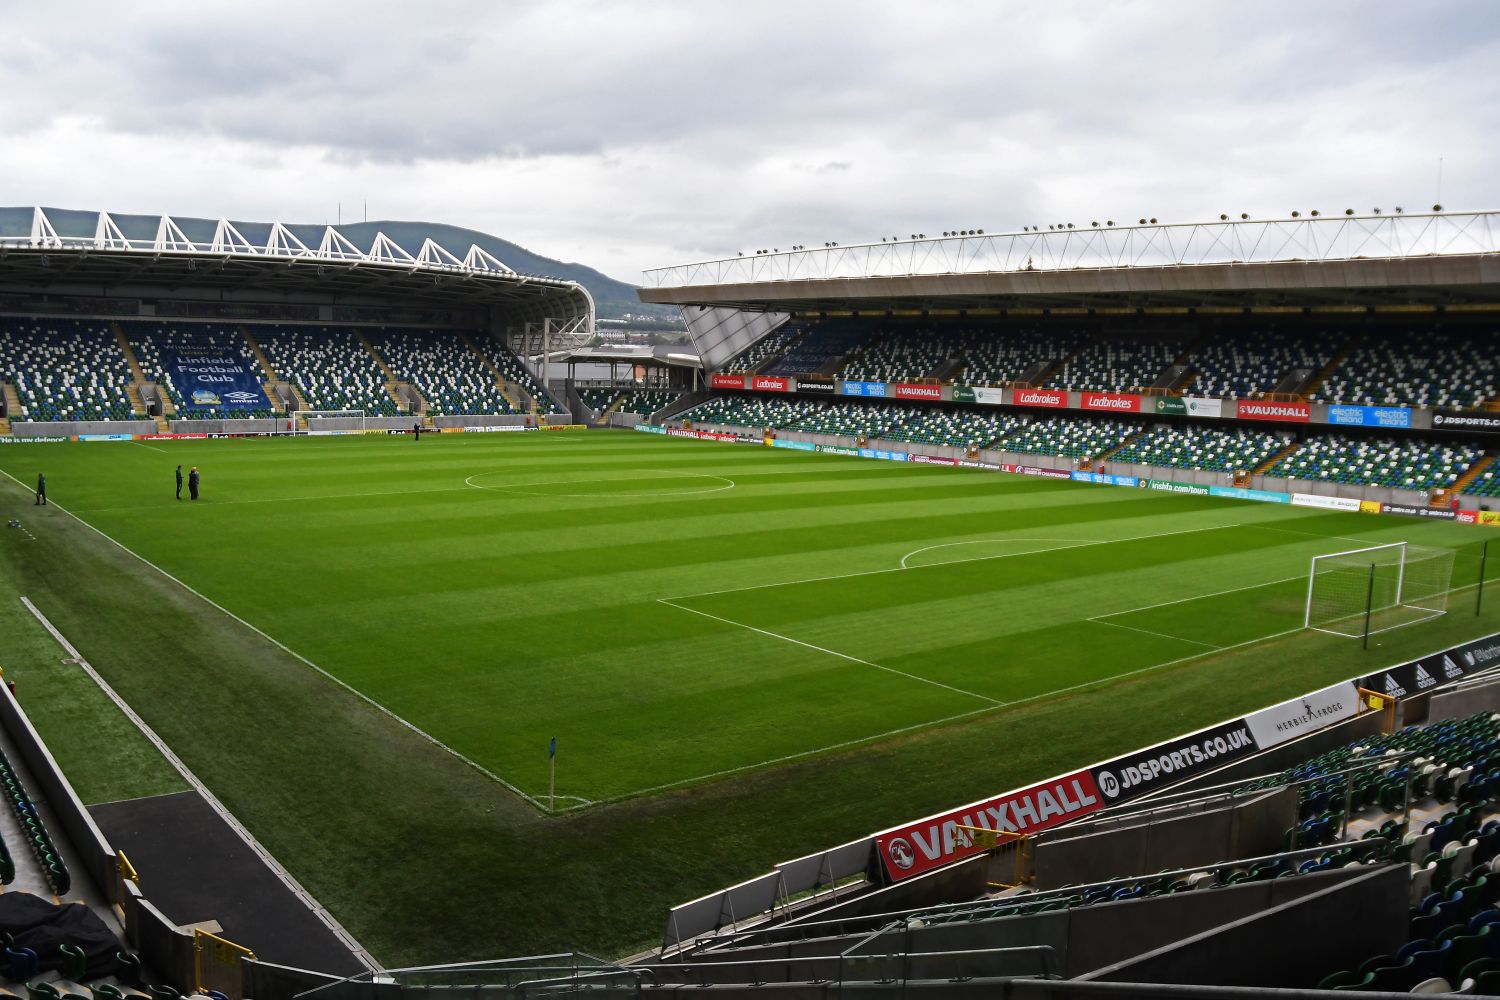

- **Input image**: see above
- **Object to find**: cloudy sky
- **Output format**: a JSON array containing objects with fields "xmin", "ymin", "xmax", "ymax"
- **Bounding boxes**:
[{"xmin": 1, "ymin": 1, "xmax": 1495, "ymax": 282}]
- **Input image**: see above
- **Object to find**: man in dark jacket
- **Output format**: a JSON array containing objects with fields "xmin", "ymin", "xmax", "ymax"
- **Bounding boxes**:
[
  {"xmin": 176, "ymin": 465, "xmax": 184, "ymax": 500},
  {"xmin": 35, "ymin": 472, "xmax": 46, "ymax": 506},
  {"xmin": 188, "ymin": 467, "xmax": 200, "ymax": 500}
]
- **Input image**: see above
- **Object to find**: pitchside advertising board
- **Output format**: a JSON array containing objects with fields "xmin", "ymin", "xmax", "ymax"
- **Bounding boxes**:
[
  {"xmin": 163, "ymin": 349, "xmax": 271, "ymax": 411},
  {"xmin": 1362, "ymin": 634, "xmax": 1500, "ymax": 699},
  {"xmin": 876, "ymin": 771, "xmax": 1103, "ymax": 880},
  {"xmin": 1090, "ymin": 718, "xmax": 1260, "ymax": 805}
]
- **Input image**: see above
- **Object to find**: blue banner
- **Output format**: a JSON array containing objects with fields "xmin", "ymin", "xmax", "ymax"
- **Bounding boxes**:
[
  {"xmin": 772, "ymin": 439, "xmax": 817, "ymax": 451},
  {"xmin": 843, "ymin": 380, "xmax": 888, "ymax": 397},
  {"xmin": 164, "ymin": 348, "xmax": 270, "ymax": 411},
  {"xmin": 1209, "ymin": 484, "xmax": 1291, "ymax": 504},
  {"xmin": 1071, "ymin": 472, "xmax": 1140, "ymax": 488},
  {"xmin": 1327, "ymin": 405, "xmax": 1412, "ymax": 428},
  {"xmin": 858, "ymin": 448, "xmax": 908, "ymax": 462},
  {"xmin": 634, "ymin": 424, "xmax": 666, "ymax": 434}
]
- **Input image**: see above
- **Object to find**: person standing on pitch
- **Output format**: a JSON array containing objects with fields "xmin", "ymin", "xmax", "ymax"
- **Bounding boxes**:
[
  {"xmin": 34, "ymin": 472, "xmax": 46, "ymax": 506},
  {"xmin": 176, "ymin": 464, "xmax": 184, "ymax": 500},
  {"xmin": 412, "ymin": 420, "xmax": 421, "ymax": 441},
  {"xmin": 188, "ymin": 466, "xmax": 200, "ymax": 501}
]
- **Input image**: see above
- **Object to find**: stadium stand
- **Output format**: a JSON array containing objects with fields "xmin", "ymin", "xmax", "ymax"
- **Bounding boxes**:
[
  {"xmin": 723, "ymin": 322, "xmax": 806, "ymax": 373},
  {"xmin": 614, "ymin": 389, "xmax": 681, "ymax": 416},
  {"xmin": 1045, "ymin": 334, "xmax": 1188, "ymax": 392},
  {"xmin": 1184, "ymin": 327, "xmax": 1334, "ymax": 399},
  {"xmin": 882, "ymin": 407, "xmax": 1025, "ymax": 448},
  {"xmin": 255, "ymin": 325, "xmax": 399, "ymax": 416},
  {"xmin": 763, "ymin": 319, "xmax": 869, "ymax": 376},
  {"xmin": 779, "ymin": 399, "xmax": 907, "ymax": 439},
  {"xmin": 578, "ymin": 387, "xmax": 621, "ymax": 413},
  {"xmin": 1001, "ymin": 414, "xmax": 1144, "ymax": 460},
  {"xmin": 474, "ymin": 334, "xmax": 564, "ymax": 413},
  {"xmin": 838, "ymin": 324, "xmax": 981, "ymax": 383},
  {"xmin": 1268, "ymin": 434, "xmax": 1485, "ymax": 491},
  {"xmin": 1466, "ymin": 463, "xmax": 1500, "ymax": 498},
  {"xmin": 1313, "ymin": 328, "xmax": 1500, "ymax": 409},
  {"xmin": 121, "ymin": 319, "xmax": 275, "ymax": 420},
  {"xmin": 682, "ymin": 394, "xmax": 812, "ymax": 429},
  {"xmin": 1111, "ymin": 424, "xmax": 1289, "ymax": 473},
  {"xmin": 365, "ymin": 328, "xmax": 516, "ymax": 416},
  {"xmin": 960, "ymin": 326, "xmax": 1090, "ymax": 387},
  {"xmin": 0, "ymin": 316, "xmax": 137, "ymax": 422}
]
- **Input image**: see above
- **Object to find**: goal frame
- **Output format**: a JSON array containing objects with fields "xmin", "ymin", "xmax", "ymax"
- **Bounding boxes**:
[
  {"xmin": 1305, "ymin": 541, "xmax": 1453, "ymax": 638},
  {"xmin": 292, "ymin": 409, "xmax": 367, "ymax": 436}
]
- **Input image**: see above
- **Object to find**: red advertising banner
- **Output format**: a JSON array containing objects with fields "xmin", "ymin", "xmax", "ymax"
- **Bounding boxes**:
[
  {"xmin": 893, "ymin": 383, "xmax": 943, "ymax": 401},
  {"xmin": 1080, "ymin": 391, "xmax": 1142, "ymax": 413},
  {"xmin": 1236, "ymin": 400, "xmax": 1310, "ymax": 423},
  {"xmin": 1457, "ymin": 510, "xmax": 1479, "ymax": 525},
  {"xmin": 876, "ymin": 771, "xmax": 1103, "ymax": 881},
  {"xmin": 751, "ymin": 375, "xmax": 790, "ymax": 392},
  {"xmin": 711, "ymin": 373, "xmax": 747, "ymax": 390},
  {"xmin": 138, "ymin": 433, "xmax": 209, "ymax": 440},
  {"xmin": 1012, "ymin": 388, "xmax": 1067, "ymax": 408}
]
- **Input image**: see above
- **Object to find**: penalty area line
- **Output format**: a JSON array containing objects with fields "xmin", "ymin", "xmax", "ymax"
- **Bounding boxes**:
[{"xmin": 657, "ymin": 598, "xmax": 1005, "ymax": 707}]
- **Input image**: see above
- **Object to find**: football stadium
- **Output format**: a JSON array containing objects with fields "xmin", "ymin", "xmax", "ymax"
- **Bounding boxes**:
[{"xmin": 2, "ymin": 202, "xmax": 1500, "ymax": 1000}]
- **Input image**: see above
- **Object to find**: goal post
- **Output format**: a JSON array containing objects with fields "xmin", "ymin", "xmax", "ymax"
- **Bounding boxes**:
[
  {"xmin": 1306, "ymin": 541, "xmax": 1456, "ymax": 638},
  {"xmin": 291, "ymin": 409, "xmax": 367, "ymax": 436}
]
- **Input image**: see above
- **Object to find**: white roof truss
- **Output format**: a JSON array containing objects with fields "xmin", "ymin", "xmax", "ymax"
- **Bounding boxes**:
[
  {"xmin": 94, "ymin": 212, "xmax": 132, "ymax": 250},
  {"xmin": 211, "ymin": 218, "xmax": 257, "ymax": 254},
  {"xmin": 463, "ymin": 244, "xmax": 515, "ymax": 274},
  {"xmin": 155, "ymin": 216, "xmax": 195, "ymax": 252}
]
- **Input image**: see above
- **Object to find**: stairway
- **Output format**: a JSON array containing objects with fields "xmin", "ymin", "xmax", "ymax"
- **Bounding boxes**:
[
  {"xmin": 154, "ymin": 416, "xmax": 170, "ymax": 433},
  {"xmin": 352, "ymin": 329, "xmax": 408, "ymax": 413},
  {"xmin": 110, "ymin": 323, "xmax": 153, "ymax": 417},
  {"xmin": 1450, "ymin": 454, "xmax": 1495, "ymax": 496},
  {"xmin": 1037, "ymin": 335, "xmax": 1099, "ymax": 388},
  {"xmin": 2, "ymin": 382, "xmax": 22, "ymax": 429},
  {"xmin": 240, "ymin": 327, "xmax": 278, "ymax": 380},
  {"xmin": 1300, "ymin": 332, "xmax": 1363, "ymax": 399},
  {"xmin": 458, "ymin": 332, "xmax": 522, "ymax": 411},
  {"xmin": 1098, "ymin": 429, "xmax": 1147, "ymax": 463},
  {"xmin": 1255, "ymin": 440, "xmax": 1302, "ymax": 475}
]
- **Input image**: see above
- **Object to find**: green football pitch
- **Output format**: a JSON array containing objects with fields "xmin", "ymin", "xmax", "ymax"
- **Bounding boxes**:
[{"xmin": 0, "ymin": 431, "xmax": 1490, "ymax": 808}]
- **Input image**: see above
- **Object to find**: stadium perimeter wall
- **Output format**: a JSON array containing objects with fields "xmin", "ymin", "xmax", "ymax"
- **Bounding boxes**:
[{"xmin": 684, "ymin": 422, "xmax": 1447, "ymax": 511}]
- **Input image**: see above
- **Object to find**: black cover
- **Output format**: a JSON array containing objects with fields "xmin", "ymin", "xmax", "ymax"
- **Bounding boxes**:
[{"xmin": 0, "ymin": 892, "xmax": 120, "ymax": 979}]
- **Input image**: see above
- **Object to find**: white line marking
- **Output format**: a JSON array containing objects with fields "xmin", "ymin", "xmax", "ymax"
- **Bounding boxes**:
[
  {"xmin": 1089, "ymin": 571, "xmax": 1306, "ymax": 619},
  {"xmin": 658, "ymin": 598, "xmax": 1005, "ymax": 706},
  {"xmin": 600, "ymin": 705, "xmax": 999, "ymax": 800},
  {"xmin": 899, "ymin": 538, "xmax": 1096, "ymax": 569},
  {"xmin": 1248, "ymin": 523, "xmax": 1386, "ymax": 546},
  {"xmin": 0, "ymin": 469, "xmax": 580, "ymax": 813},
  {"xmin": 662, "ymin": 520, "xmax": 1247, "ymax": 603},
  {"xmin": 18, "ymin": 596, "xmax": 379, "ymax": 969},
  {"xmin": 1089, "ymin": 618, "xmax": 1224, "ymax": 650},
  {"xmin": 465, "ymin": 471, "xmax": 736, "ymax": 498},
  {"xmin": 132, "ymin": 441, "xmax": 168, "ymax": 455}
]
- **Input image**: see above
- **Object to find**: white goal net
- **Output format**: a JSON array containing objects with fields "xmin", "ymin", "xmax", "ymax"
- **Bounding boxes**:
[
  {"xmin": 292, "ymin": 409, "xmax": 367, "ymax": 436},
  {"xmin": 1305, "ymin": 542, "xmax": 1455, "ymax": 638}
]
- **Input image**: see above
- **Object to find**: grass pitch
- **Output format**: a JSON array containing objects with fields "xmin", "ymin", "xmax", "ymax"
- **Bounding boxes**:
[
  {"xmin": 0, "ymin": 430, "xmax": 1497, "ymax": 963},
  {"xmin": 0, "ymin": 431, "xmax": 1491, "ymax": 806}
]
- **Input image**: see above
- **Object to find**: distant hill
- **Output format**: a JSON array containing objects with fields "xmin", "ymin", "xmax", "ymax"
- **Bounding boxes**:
[{"xmin": 0, "ymin": 207, "xmax": 674, "ymax": 321}]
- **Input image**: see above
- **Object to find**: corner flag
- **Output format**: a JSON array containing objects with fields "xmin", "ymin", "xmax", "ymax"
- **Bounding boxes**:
[{"xmin": 549, "ymin": 737, "xmax": 557, "ymax": 759}]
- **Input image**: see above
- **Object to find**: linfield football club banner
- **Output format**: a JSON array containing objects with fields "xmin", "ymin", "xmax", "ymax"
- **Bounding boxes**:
[{"xmin": 164, "ymin": 349, "xmax": 270, "ymax": 410}]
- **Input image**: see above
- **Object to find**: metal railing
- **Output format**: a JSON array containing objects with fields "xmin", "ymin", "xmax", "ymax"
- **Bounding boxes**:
[{"xmin": 643, "ymin": 210, "xmax": 1500, "ymax": 288}]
